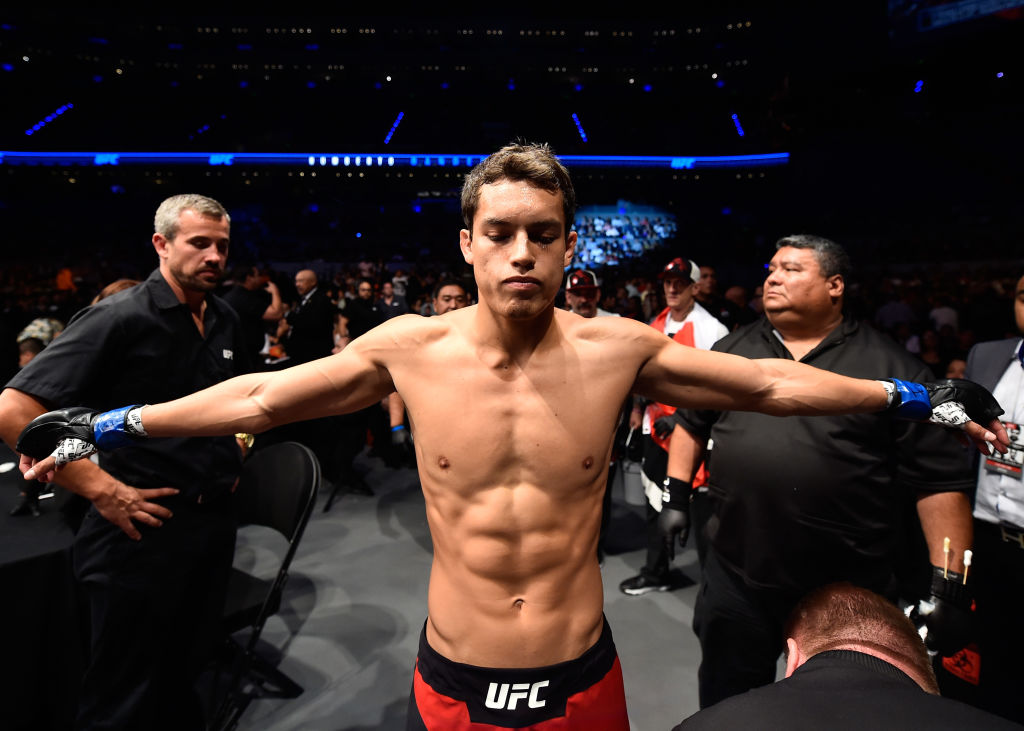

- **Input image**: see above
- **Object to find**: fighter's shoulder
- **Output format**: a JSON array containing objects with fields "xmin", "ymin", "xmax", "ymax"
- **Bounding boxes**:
[
  {"xmin": 559, "ymin": 309, "xmax": 652, "ymax": 336},
  {"xmin": 350, "ymin": 309, "xmax": 460, "ymax": 349}
]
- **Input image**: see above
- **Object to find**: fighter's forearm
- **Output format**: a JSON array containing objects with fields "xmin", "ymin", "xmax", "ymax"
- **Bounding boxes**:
[
  {"xmin": 140, "ymin": 358, "xmax": 385, "ymax": 438},
  {"xmin": 643, "ymin": 350, "xmax": 888, "ymax": 416}
]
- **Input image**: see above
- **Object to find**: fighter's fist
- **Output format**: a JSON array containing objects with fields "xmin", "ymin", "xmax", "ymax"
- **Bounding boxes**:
[
  {"xmin": 886, "ymin": 378, "xmax": 1003, "ymax": 426},
  {"xmin": 17, "ymin": 405, "xmax": 146, "ymax": 465}
]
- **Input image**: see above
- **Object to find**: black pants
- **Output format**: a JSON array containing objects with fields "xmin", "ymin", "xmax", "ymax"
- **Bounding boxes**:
[
  {"xmin": 972, "ymin": 519, "xmax": 1024, "ymax": 724},
  {"xmin": 72, "ymin": 495, "xmax": 236, "ymax": 730},
  {"xmin": 692, "ymin": 547, "xmax": 797, "ymax": 708},
  {"xmin": 641, "ymin": 436, "xmax": 669, "ymax": 577}
]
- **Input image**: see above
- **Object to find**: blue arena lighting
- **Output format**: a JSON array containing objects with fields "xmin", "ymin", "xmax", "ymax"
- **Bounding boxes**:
[
  {"xmin": 574, "ymin": 84, "xmax": 583, "ymax": 91},
  {"xmin": 572, "ymin": 113, "xmax": 588, "ymax": 142},
  {"xmin": 914, "ymin": 79, "xmax": 924, "ymax": 93},
  {"xmin": 643, "ymin": 84, "xmax": 652, "ymax": 92},
  {"xmin": 731, "ymin": 113, "xmax": 745, "ymax": 137},
  {"xmin": 384, "ymin": 111, "xmax": 405, "ymax": 145},
  {"xmin": 24, "ymin": 103, "xmax": 74, "ymax": 136},
  {"xmin": 237, "ymin": 44, "xmax": 252, "ymax": 51},
  {"xmin": 997, "ymin": 71, "xmax": 1005, "ymax": 78},
  {"xmin": 3, "ymin": 64, "xmax": 13, "ymax": 72},
  {"xmin": 0, "ymin": 151, "xmax": 790, "ymax": 170}
]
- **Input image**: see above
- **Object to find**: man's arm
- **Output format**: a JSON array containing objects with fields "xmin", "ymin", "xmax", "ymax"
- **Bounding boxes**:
[
  {"xmin": 635, "ymin": 332, "xmax": 1007, "ymax": 453},
  {"xmin": 261, "ymin": 279, "xmax": 284, "ymax": 322},
  {"xmin": 666, "ymin": 423, "xmax": 706, "ymax": 483},
  {"xmin": 0, "ymin": 388, "xmax": 176, "ymax": 539},
  {"xmin": 917, "ymin": 490, "xmax": 972, "ymax": 573}
]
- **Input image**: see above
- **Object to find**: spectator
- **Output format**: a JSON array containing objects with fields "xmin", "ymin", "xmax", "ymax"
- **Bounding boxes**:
[
  {"xmin": 377, "ymin": 280, "xmax": 409, "ymax": 320},
  {"xmin": 672, "ymin": 583, "xmax": 1019, "ymax": 730},
  {"xmin": 620, "ymin": 257, "xmax": 727, "ymax": 596}
]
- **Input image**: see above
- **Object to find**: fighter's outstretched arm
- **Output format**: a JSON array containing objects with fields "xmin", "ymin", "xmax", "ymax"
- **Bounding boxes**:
[
  {"xmin": 634, "ymin": 334, "xmax": 1007, "ymax": 454},
  {"xmin": 20, "ymin": 328, "xmax": 398, "ymax": 480}
]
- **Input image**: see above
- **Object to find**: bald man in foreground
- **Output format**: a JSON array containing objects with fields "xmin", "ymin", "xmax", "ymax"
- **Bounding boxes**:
[{"xmin": 17, "ymin": 144, "xmax": 1006, "ymax": 730}]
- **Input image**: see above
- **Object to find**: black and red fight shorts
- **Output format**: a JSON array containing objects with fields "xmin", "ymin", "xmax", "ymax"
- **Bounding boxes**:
[{"xmin": 407, "ymin": 617, "xmax": 629, "ymax": 730}]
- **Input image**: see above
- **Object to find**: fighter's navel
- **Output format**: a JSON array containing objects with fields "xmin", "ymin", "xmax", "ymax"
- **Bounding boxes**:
[
  {"xmin": 438, "ymin": 456, "xmax": 450, "ymax": 469},
  {"xmin": 582, "ymin": 456, "xmax": 594, "ymax": 470}
]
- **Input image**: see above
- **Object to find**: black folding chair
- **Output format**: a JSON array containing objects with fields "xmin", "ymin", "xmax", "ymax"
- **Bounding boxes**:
[{"xmin": 210, "ymin": 441, "xmax": 321, "ymax": 731}]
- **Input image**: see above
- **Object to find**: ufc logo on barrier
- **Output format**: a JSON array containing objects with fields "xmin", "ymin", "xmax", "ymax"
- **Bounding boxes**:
[{"xmin": 484, "ymin": 680, "xmax": 549, "ymax": 710}]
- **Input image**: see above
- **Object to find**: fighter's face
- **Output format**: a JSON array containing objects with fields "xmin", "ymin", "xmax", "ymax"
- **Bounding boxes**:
[
  {"xmin": 460, "ymin": 180, "xmax": 576, "ymax": 321},
  {"xmin": 155, "ymin": 209, "xmax": 229, "ymax": 294},
  {"xmin": 566, "ymin": 287, "xmax": 600, "ymax": 317},
  {"xmin": 433, "ymin": 284, "xmax": 468, "ymax": 314},
  {"xmin": 762, "ymin": 246, "xmax": 842, "ymax": 324}
]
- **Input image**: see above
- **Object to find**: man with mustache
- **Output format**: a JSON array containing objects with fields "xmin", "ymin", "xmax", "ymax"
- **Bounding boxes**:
[{"xmin": 0, "ymin": 194, "xmax": 251, "ymax": 730}]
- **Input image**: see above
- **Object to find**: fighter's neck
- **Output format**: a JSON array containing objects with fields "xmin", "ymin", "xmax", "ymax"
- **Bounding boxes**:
[{"xmin": 472, "ymin": 304, "xmax": 558, "ymax": 361}]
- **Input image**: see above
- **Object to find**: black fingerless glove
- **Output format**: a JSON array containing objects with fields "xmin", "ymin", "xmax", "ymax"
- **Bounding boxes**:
[{"xmin": 922, "ymin": 565, "xmax": 974, "ymax": 657}]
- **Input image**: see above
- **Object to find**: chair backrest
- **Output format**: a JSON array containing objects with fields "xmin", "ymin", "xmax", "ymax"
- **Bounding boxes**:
[{"xmin": 232, "ymin": 441, "xmax": 320, "ymax": 547}]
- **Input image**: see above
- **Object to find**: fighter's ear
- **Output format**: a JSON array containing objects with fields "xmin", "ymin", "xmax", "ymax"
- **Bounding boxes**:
[
  {"xmin": 563, "ymin": 230, "xmax": 577, "ymax": 268},
  {"xmin": 460, "ymin": 229, "xmax": 473, "ymax": 265}
]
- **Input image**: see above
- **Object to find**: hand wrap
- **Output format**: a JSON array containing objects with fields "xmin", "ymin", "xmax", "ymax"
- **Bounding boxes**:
[{"xmin": 17, "ymin": 405, "xmax": 147, "ymax": 466}]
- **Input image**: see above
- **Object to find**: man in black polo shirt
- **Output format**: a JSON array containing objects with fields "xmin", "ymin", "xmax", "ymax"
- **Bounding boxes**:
[
  {"xmin": 668, "ymin": 235, "xmax": 977, "ymax": 709},
  {"xmin": 0, "ymin": 194, "xmax": 250, "ymax": 730}
]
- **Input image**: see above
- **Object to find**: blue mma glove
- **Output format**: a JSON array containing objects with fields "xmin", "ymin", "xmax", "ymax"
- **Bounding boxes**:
[
  {"xmin": 17, "ymin": 405, "xmax": 147, "ymax": 465},
  {"xmin": 884, "ymin": 378, "xmax": 1003, "ymax": 426}
]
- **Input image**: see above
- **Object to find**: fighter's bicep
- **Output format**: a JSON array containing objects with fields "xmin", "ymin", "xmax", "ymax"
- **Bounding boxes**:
[
  {"xmin": 261, "ymin": 345, "xmax": 395, "ymax": 421},
  {"xmin": 634, "ymin": 341, "xmax": 767, "ymax": 411}
]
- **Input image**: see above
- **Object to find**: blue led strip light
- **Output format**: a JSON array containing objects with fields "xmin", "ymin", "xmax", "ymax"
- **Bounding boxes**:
[
  {"xmin": 0, "ymin": 151, "xmax": 789, "ymax": 169},
  {"xmin": 384, "ymin": 111, "xmax": 405, "ymax": 145},
  {"xmin": 731, "ymin": 113, "xmax": 745, "ymax": 137},
  {"xmin": 571, "ymin": 113, "xmax": 588, "ymax": 143},
  {"xmin": 24, "ymin": 103, "xmax": 74, "ymax": 136}
]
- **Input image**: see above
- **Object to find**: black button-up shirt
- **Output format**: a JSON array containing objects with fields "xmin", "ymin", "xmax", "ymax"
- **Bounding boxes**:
[{"xmin": 7, "ymin": 268, "xmax": 252, "ymax": 498}]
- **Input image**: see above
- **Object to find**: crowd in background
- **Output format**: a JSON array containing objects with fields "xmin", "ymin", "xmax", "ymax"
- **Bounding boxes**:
[{"xmin": 2, "ymin": 241, "xmax": 1019, "ymax": 387}]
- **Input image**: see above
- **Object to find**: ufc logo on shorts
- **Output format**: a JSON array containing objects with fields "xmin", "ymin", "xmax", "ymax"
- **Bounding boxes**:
[
  {"xmin": 485, "ymin": 680, "xmax": 549, "ymax": 710},
  {"xmin": 222, "ymin": 349, "xmax": 234, "ymax": 360}
]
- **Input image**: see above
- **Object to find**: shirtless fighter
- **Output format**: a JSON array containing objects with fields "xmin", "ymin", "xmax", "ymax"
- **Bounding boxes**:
[{"xmin": 18, "ymin": 144, "xmax": 1007, "ymax": 730}]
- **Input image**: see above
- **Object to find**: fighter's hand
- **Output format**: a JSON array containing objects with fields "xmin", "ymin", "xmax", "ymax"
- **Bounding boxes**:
[
  {"xmin": 657, "ymin": 477, "xmax": 692, "ymax": 561},
  {"xmin": 17, "ymin": 405, "xmax": 147, "ymax": 479},
  {"xmin": 886, "ymin": 378, "xmax": 1008, "ymax": 455}
]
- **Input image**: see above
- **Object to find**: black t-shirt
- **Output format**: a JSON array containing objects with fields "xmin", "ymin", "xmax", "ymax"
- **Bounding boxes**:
[
  {"xmin": 222, "ymin": 284, "xmax": 272, "ymax": 361},
  {"xmin": 6, "ymin": 268, "xmax": 252, "ymax": 498},
  {"xmin": 675, "ymin": 316, "xmax": 973, "ymax": 593}
]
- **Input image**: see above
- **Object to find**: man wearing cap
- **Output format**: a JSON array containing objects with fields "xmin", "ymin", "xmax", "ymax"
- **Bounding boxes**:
[
  {"xmin": 565, "ymin": 269, "xmax": 620, "ymax": 318},
  {"xmin": 620, "ymin": 257, "xmax": 728, "ymax": 595}
]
